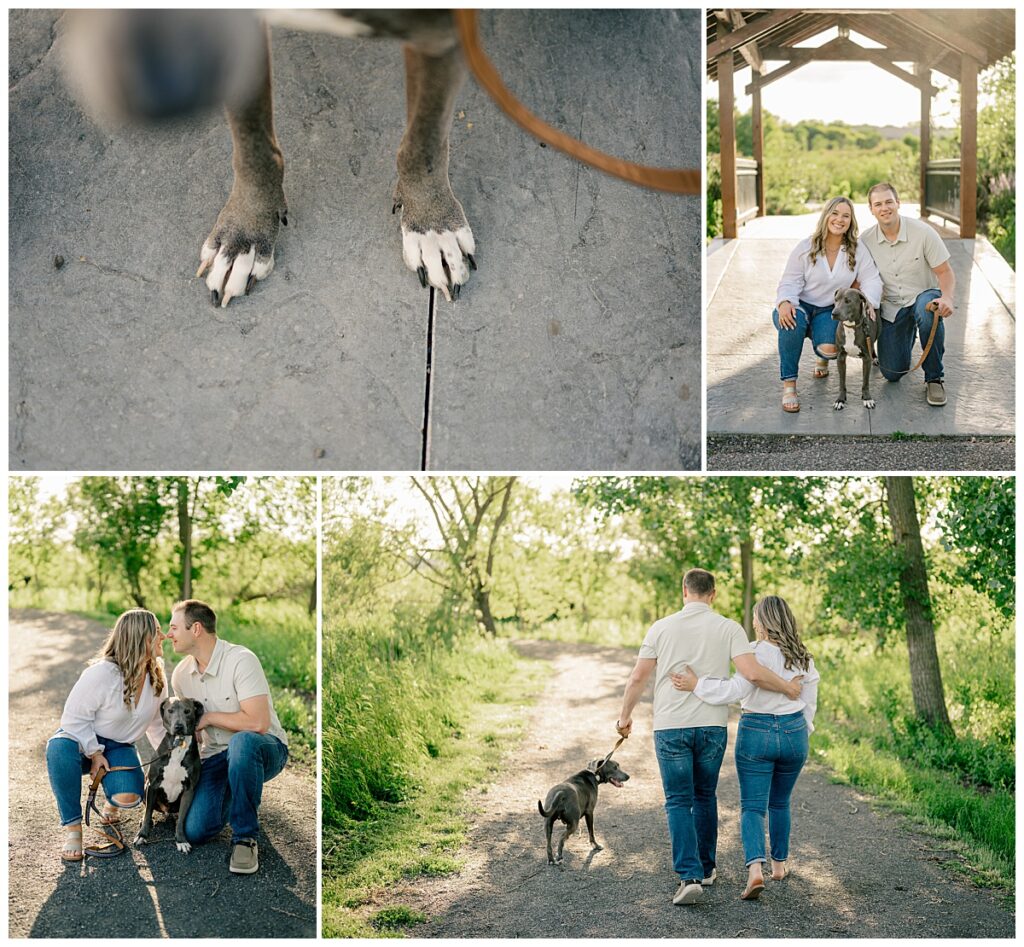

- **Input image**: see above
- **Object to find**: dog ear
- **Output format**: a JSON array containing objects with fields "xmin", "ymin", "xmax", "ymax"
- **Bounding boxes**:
[
  {"xmin": 191, "ymin": 699, "xmax": 205, "ymax": 718},
  {"xmin": 587, "ymin": 759, "xmax": 601, "ymax": 773},
  {"xmin": 159, "ymin": 698, "xmax": 170, "ymax": 719},
  {"xmin": 834, "ymin": 288, "xmax": 843, "ymax": 302}
]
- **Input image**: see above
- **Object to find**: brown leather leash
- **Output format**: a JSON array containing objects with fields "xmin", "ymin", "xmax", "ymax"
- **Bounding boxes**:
[
  {"xmin": 889, "ymin": 299, "xmax": 944, "ymax": 376},
  {"xmin": 602, "ymin": 733, "xmax": 627, "ymax": 765},
  {"xmin": 453, "ymin": 10, "xmax": 699, "ymax": 196}
]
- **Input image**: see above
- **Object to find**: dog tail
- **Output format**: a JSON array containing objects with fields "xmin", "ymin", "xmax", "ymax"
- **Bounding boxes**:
[{"xmin": 537, "ymin": 800, "xmax": 548, "ymax": 817}]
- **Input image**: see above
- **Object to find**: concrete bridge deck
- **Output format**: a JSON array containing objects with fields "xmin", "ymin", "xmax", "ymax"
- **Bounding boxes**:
[{"xmin": 706, "ymin": 206, "xmax": 1015, "ymax": 442}]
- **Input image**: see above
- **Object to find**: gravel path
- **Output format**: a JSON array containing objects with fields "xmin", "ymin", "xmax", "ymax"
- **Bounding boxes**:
[
  {"xmin": 372, "ymin": 640, "xmax": 1013, "ymax": 938},
  {"xmin": 8, "ymin": 609, "xmax": 316, "ymax": 938},
  {"xmin": 707, "ymin": 434, "xmax": 1015, "ymax": 472}
]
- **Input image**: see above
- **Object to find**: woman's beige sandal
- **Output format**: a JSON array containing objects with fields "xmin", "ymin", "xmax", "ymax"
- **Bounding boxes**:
[
  {"xmin": 813, "ymin": 358, "xmax": 829, "ymax": 378},
  {"xmin": 62, "ymin": 824, "xmax": 84, "ymax": 862},
  {"xmin": 782, "ymin": 384, "xmax": 800, "ymax": 413},
  {"xmin": 101, "ymin": 802, "xmax": 123, "ymax": 825}
]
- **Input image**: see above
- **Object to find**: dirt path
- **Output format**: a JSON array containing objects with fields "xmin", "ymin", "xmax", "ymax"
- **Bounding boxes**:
[
  {"xmin": 375, "ymin": 640, "xmax": 1013, "ymax": 938},
  {"xmin": 8, "ymin": 609, "xmax": 316, "ymax": 938}
]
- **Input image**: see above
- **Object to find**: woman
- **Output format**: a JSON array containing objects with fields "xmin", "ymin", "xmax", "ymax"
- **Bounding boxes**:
[
  {"xmin": 773, "ymin": 196, "xmax": 882, "ymax": 413},
  {"xmin": 672, "ymin": 596, "xmax": 819, "ymax": 900},
  {"xmin": 46, "ymin": 608, "xmax": 167, "ymax": 861}
]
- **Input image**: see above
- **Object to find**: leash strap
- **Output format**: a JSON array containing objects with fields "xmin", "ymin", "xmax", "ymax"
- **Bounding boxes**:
[
  {"xmin": 602, "ymin": 734, "xmax": 627, "ymax": 765},
  {"xmin": 887, "ymin": 300, "xmax": 943, "ymax": 376},
  {"xmin": 453, "ymin": 10, "xmax": 700, "ymax": 195}
]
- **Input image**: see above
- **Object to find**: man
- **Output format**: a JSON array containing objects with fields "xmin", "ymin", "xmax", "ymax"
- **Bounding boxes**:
[
  {"xmin": 164, "ymin": 599, "xmax": 289, "ymax": 874},
  {"xmin": 616, "ymin": 569, "xmax": 801, "ymax": 906},
  {"xmin": 861, "ymin": 182, "xmax": 956, "ymax": 406}
]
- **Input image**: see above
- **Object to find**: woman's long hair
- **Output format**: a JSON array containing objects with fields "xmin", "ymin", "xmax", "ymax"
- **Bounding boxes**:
[
  {"xmin": 754, "ymin": 595, "xmax": 812, "ymax": 672},
  {"xmin": 95, "ymin": 608, "xmax": 166, "ymax": 707},
  {"xmin": 808, "ymin": 196, "xmax": 858, "ymax": 271}
]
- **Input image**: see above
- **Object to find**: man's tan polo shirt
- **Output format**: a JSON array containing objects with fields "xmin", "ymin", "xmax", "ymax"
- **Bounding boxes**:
[
  {"xmin": 172, "ymin": 637, "xmax": 289, "ymax": 759},
  {"xmin": 861, "ymin": 215, "xmax": 950, "ymax": 323},
  {"xmin": 638, "ymin": 602, "xmax": 754, "ymax": 731}
]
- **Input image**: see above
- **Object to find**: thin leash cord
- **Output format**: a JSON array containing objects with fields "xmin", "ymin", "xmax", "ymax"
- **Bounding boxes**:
[
  {"xmin": 886, "ymin": 300, "xmax": 942, "ymax": 376},
  {"xmin": 453, "ymin": 10, "xmax": 700, "ymax": 196}
]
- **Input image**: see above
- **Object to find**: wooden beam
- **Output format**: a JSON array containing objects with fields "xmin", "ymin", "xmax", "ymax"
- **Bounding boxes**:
[
  {"xmin": 717, "ymin": 23, "xmax": 738, "ymax": 240},
  {"xmin": 759, "ymin": 44, "xmax": 922, "ymax": 63},
  {"xmin": 752, "ymin": 86, "xmax": 765, "ymax": 217},
  {"xmin": 892, "ymin": 10, "xmax": 989, "ymax": 65},
  {"xmin": 919, "ymin": 67, "xmax": 931, "ymax": 212},
  {"xmin": 959, "ymin": 55, "xmax": 978, "ymax": 237},
  {"xmin": 840, "ymin": 15, "xmax": 962, "ymax": 80},
  {"xmin": 706, "ymin": 9, "xmax": 795, "ymax": 60},
  {"xmin": 746, "ymin": 58, "xmax": 805, "ymax": 95}
]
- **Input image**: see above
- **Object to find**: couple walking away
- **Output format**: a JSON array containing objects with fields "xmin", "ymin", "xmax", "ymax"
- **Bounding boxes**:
[
  {"xmin": 772, "ymin": 182, "xmax": 956, "ymax": 412},
  {"xmin": 617, "ymin": 568, "xmax": 820, "ymax": 905},
  {"xmin": 46, "ymin": 600, "xmax": 289, "ymax": 874}
]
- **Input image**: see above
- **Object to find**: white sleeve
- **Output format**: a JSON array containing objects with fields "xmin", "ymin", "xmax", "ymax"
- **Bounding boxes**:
[
  {"xmin": 694, "ymin": 672, "xmax": 756, "ymax": 706},
  {"xmin": 59, "ymin": 664, "xmax": 113, "ymax": 757},
  {"xmin": 855, "ymin": 247, "xmax": 883, "ymax": 309},
  {"xmin": 145, "ymin": 691, "xmax": 166, "ymax": 753},
  {"xmin": 776, "ymin": 242, "xmax": 807, "ymax": 310},
  {"xmin": 801, "ymin": 668, "xmax": 819, "ymax": 732}
]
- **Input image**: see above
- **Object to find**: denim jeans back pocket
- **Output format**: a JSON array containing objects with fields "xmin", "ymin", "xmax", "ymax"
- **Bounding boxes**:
[{"xmin": 700, "ymin": 727, "xmax": 727, "ymax": 763}]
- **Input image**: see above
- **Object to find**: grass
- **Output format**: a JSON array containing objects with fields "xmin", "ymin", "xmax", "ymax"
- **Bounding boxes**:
[
  {"xmin": 321, "ymin": 639, "xmax": 549, "ymax": 938},
  {"xmin": 812, "ymin": 624, "xmax": 1014, "ymax": 891}
]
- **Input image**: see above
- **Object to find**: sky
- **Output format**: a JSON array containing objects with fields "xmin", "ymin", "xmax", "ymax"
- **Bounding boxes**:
[{"xmin": 707, "ymin": 27, "xmax": 972, "ymax": 128}]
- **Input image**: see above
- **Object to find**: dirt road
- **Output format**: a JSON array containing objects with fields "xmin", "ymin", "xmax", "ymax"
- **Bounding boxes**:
[
  {"xmin": 8, "ymin": 609, "xmax": 316, "ymax": 938},
  {"xmin": 372, "ymin": 640, "xmax": 1013, "ymax": 938}
]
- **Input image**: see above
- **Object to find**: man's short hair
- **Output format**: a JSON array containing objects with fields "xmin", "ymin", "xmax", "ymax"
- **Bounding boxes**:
[
  {"xmin": 683, "ymin": 569, "xmax": 716, "ymax": 598},
  {"xmin": 172, "ymin": 599, "xmax": 217, "ymax": 635},
  {"xmin": 867, "ymin": 182, "xmax": 899, "ymax": 205}
]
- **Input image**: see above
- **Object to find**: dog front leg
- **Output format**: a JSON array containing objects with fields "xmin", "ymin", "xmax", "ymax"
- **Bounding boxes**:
[
  {"xmin": 134, "ymin": 785, "xmax": 155, "ymax": 845},
  {"xmin": 545, "ymin": 818, "xmax": 556, "ymax": 865},
  {"xmin": 584, "ymin": 812, "xmax": 602, "ymax": 851},
  {"xmin": 197, "ymin": 25, "xmax": 288, "ymax": 307},
  {"xmin": 834, "ymin": 351, "xmax": 848, "ymax": 411},
  {"xmin": 394, "ymin": 40, "xmax": 475, "ymax": 302},
  {"xmin": 174, "ymin": 786, "xmax": 196, "ymax": 854},
  {"xmin": 860, "ymin": 349, "xmax": 875, "ymax": 409}
]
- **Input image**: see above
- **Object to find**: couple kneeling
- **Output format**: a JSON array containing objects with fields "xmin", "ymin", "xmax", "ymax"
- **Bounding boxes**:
[
  {"xmin": 47, "ymin": 600, "xmax": 289, "ymax": 874},
  {"xmin": 617, "ymin": 568, "xmax": 819, "ymax": 904}
]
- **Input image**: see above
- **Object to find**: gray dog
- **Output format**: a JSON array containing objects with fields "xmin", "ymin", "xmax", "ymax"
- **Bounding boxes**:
[
  {"xmin": 64, "ymin": 10, "xmax": 476, "ymax": 306},
  {"xmin": 134, "ymin": 697, "xmax": 204, "ymax": 854},
  {"xmin": 832, "ymin": 286, "xmax": 879, "ymax": 411},
  {"xmin": 537, "ymin": 756, "xmax": 629, "ymax": 866}
]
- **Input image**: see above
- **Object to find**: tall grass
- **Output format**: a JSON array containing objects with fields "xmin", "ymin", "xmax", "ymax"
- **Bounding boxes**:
[{"xmin": 811, "ymin": 606, "xmax": 1014, "ymax": 884}]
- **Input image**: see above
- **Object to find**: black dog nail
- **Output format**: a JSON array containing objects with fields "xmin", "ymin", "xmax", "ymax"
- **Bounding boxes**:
[
  {"xmin": 467, "ymin": 254, "xmax": 477, "ymax": 271},
  {"xmin": 417, "ymin": 266, "xmax": 427, "ymax": 288},
  {"xmin": 246, "ymin": 274, "xmax": 256, "ymax": 295},
  {"xmin": 453, "ymin": 283, "xmax": 461, "ymax": 300},
  {"xmin": 281, "ymin": 213, "xmax": 288, "ymax": 226},
  {"xmin": 392, "ymin": 202, "xmax": 399, "ymax": 214},
  {"xmin": 211, "ymin": 289, "xmax": 220, "ymax": 306}
]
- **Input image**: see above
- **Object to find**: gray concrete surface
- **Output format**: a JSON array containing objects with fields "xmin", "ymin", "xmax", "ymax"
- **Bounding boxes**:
[
  {"xmin": 706, "ymin": 210, "xmax": 1015, "ymax": 453},
  {"xmin": 9, "ymin": 10, "xmax": 700, "ymax": 471}
]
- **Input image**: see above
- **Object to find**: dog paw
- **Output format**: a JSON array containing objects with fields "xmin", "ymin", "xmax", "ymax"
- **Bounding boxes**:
[
  {"xmin": 133, "ymin": 833, "xmax": 147, "ymax": 846},
  {"xmin": 591, "ymin": 843, "xmax": 603, "ymax": 852},
  {"xmin": 393, "ymin": 181, "xmax": 475, "ymax": 302},
  {"xmin": 833, "ymin": 400, "xmax": 846, "ymax": 411},
  {"xmin": 176, "ymin": 841, "xmax": 192, "ymax": 854},
  {"xmin": 863, "ymin": 398, "xmax": 876, "ymax": 409},
  {"xmin": 197, "ymin": 191, "xmax": 287, "ymax": 308}
]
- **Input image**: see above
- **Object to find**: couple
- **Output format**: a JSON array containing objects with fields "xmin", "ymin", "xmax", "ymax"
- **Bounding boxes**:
[
  {"xmin": 46, "ymin": 600, "xmax": 289, "ymax": 874},
  {"xmin": 616, "ymin": 568, "xmax": 819, "ymax": 905},
  {"xmin": 773, "ymin": 182, "xmax": 956, "ymax": 412}
]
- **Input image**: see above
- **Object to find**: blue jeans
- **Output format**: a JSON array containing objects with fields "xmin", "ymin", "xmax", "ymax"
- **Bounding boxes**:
[
  {"xmin": 735, "ymin": 712, "xmax": 808, "ymax": 866},
  {"xmin": 183, "ymin": 731, "xmax": 288, "ymax": 845},
  {"xmin": 46, "ymin": 732, "xmax": 144, "ymax": 826},
  {"xmin": 773, "ymin": 301, "xmax": 837, "ymax": 382},
  {"xmin": 653, "ymin": 726, "xmax": 727, "ymax": 881},
  {"xmin": 877, "ymin": 288, "xmax": 943, "ymax": 383}
]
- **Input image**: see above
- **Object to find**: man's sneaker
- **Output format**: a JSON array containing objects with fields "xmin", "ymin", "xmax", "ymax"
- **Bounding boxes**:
[
  {"xmin": 229, "ymin": 839, "xmax": 259, "ymax": 874},
  {"xmin": 672, "ymin": 880, "xmax": 704, "ymax": 905},
  {"xmin": 702, "ymin": 867, "xmax": 717, "ymax": 886},
  {"xmin": 926, "ymin": 381, "xmax": 946, "ymax": 406}
]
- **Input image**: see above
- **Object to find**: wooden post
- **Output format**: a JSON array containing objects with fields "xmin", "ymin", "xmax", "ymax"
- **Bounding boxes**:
[
  {"xmin": 919, "ymin": 67, "xmax": 930, "ymax": 217},
  {"xmin": 752, "ymin": 85, "xmax": 765, "ymax": 217},
  {"xmin": 959, "ymin": 56, "xmax": 978, "ymax": 238},
  {"xmin": 718, "ymin": 25, "xmax": 738, "ymax": 239}
]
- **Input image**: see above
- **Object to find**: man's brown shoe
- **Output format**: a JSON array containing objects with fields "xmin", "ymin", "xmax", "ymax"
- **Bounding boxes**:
[
  {"xmin": 229, "ymin": 840, "xmax": 259, "ymax": 874},
  {"xmin": 926, "ymin": 381, "xmax": 946, "ymax": 406}
]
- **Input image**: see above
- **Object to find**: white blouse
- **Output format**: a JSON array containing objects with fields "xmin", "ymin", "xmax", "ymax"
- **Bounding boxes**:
[
  {"xmin": 694, "ymin": 640, "xmax": 820, "ymax": 732},
  {"xmin": 53, "ymin": 659, "xmax": 167, "ymax": 756},
  {"xmin": 776, "ymin": 237, "xmax": 883, "ymax": 311}
]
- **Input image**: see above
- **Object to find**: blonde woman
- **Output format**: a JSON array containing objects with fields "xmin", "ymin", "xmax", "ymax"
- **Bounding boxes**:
[
  {"xmin": 45, "ymin": 608, "xmax": 168, "ymax": 861},
  {"xmin": 672, "ymin": 596, "xmax": 819, "ymax": 900},
  {"xmin": 773, "ymin": 196, "xmax": 883, "ymax": 412}
]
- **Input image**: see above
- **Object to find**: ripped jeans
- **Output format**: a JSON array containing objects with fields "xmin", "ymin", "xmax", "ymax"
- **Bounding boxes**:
[
  {"xmin": 46, "ymin": 731, "xmax": 143, "ymax": 826},
  {"xmin": 773, "ymin": 301, "xmax": 837, "ymax": 382}
]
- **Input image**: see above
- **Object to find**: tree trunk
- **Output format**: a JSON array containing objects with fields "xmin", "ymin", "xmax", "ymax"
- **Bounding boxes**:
[
  {"xmin": 740, "ymin": 537, "xmax": 755, "ymax": 640},
  {"xmin": 885, "ymin": 476, "xmax": 952, "ymax": 731},
  {"xmin": 128, "ymin": 571, "xmax": 147, "ymax": 609},
  {"xmin": 473, "ymin": 579, "xmax": 497, "ymax": 636},
  {"xmin": 307, "ymin": 570, "xmax": 317, "ymax": 617},
  {"xmin": 177, "ymin": 479, "xmax": 193, "ymax": 600}
]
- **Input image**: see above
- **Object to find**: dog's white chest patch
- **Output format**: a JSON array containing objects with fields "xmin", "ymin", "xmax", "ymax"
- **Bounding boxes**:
[
  {"xmin": 161, "ymin": 738, "xmax": 192, "ymax": 803},
  {"xmin": 841, "ymin": 323, "xmax": 860, "ymax": 357}
]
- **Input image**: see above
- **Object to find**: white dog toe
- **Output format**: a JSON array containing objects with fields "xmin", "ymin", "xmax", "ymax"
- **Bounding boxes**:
[
  {"xmin": 863, "ymin": 399, "xmax": 876, "ymax": 409},
  {"xmin": 177, "ymin": 841, "xmax": 192, "ymax": 854},
  {"xmin": 402, "ymin": 226, "xmax": 476, "ymax": 301},
  {"xmin": 133, "ymin": 833, "xmax": 146, "ymax": 845},
  {"xmin": 833, "ymin": 401, "xmax": 845, "ymax": 411},
  {"xmin": 201, "ymin": 244, "xmax": 274, "ymax": 307}
]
